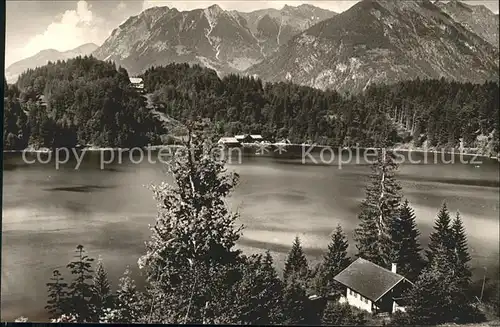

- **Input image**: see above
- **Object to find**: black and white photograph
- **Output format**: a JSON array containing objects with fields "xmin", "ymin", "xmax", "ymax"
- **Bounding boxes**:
[{"xmin": 1, "ymin": 0, "xmax": 499, "ymax": 325}]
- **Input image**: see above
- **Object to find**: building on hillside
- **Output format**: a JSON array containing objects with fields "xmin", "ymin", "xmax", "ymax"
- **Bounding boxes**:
[
  {"xmin": 250, "ymin": 134, "xmax": 264, "ymax": 142},
  {"xmin": 217, "ymin": 137, "xmax": 240, "ymax": 146},
  {"xmin": 333, "ymin": 258, "xmax": 413, "ymax": 314},
  {"xmin": 277, "ymin": 138, "xmax": 292, "ymax": 145},
  {"xmin": 234, "ymin": 134, "xmax": 253, "ymax": 143},
  {"xmin": 129, "ymin": 77, "xmax": 144, "ymax": 92},
  {"xmin": 234, "ymin": 134, "xmax": 265, "ymax": 143}
]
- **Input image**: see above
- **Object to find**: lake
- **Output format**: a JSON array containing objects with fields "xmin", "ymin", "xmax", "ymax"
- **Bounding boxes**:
[{"xmin": 2, "ymin": 148, "xmax": 499, "ymax": 321}]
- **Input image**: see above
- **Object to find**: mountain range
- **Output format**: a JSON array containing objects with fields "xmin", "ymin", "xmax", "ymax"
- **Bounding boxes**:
[
  {"xmin": 5, "ymin": 43, "xmax": 98, "ymax": 83},
  {"xmin": 437, "ymin": 0, "xmax": 499, "ymax": 48},
  {"xmin": 5, "ymin": 1, "xmax": 499, "ymax": 92},
  {"xmin": 92, "ymin": 4, "xmax": 336, "ymax": 76},
  {"xmin": 246, "ymin": 0, "xmax": 499, "ymax": 92}
]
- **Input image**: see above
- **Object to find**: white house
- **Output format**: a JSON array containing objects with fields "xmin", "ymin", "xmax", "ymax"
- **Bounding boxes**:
[
  {"xmin": 334, "ymin": 258, "xmax": 413, "ymax": 314},
  {"xmin": 250, "ymin": 134, "xmax": 264, "ymax": 142},
  {"xmin": 217, "ymin": 137, "xmax": 240, "ymax": 146},
  {"xmin": 129, "ymin": 77, "xmax": 144, "ymax": 91}
]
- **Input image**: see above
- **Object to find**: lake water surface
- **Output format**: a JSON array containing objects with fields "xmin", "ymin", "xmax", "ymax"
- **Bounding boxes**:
[{"xmin": 2, "ymin": 150, "xmax": 499, "ymax": 321}]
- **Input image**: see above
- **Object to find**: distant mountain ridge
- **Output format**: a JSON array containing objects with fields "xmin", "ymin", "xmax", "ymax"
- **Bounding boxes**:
[
  {"xmin": 5, "ymin": 43, "xmax": 99, "ymax": 83},
  {"xmin": 246, "ymin": 0, "xmax": 499, "ymax": 92},
  {"xmin": 437, "ymin": 0, "xmax": 499, "ymax": 48},
  {"xmin": 91, "ymin": 4, "xmax": 336, "ymax": 76}
]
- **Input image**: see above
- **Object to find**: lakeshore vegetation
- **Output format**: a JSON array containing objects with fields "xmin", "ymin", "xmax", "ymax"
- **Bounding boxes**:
[
  {"xmin": 3, "ymin": 57, "xmax": 499, "ymax": 324},
  {"xmin": 12, "ymin": 130, "xmax": 498, "ymax": 325},
  {"xmin": 3, "ymin": 57, "xmax": 500, "ymax": 156}
]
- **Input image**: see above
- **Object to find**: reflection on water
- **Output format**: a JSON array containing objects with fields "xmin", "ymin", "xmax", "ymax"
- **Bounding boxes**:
[{"xmin": 1, "ymin": 151, "xmax": 499, "ymax": 321}]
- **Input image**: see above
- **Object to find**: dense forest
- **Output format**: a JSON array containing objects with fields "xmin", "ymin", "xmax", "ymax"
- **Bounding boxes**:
[
  {"xmin": 143, "ymin": 63, "xmax": 499, "ymax": 153},
  {"xmin": 3, "ymin": 58, "xmax": 499, "ymax": 155},
  {"xmin": 13, "ymin": 133, "xmax": 498, "ymax": 324},
  {"xmin": 3, "ymin": 57, "xmax": 164, "ymax": 150}
]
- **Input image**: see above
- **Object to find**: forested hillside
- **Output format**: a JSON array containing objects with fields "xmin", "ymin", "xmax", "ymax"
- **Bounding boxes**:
[
  {"xmin": 143, "ymin": 63, "xmax": 499, "ymax": 154},
  {"xmin": 3, "ymin": 56, "xmax": 164, "ymax": 150},
  {"xmin": 3, "ymin": 59, "xmax": 499, "ymax": 154}
]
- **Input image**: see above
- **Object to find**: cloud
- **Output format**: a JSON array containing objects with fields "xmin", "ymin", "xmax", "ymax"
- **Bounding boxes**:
[{"xmin": 15, "ymin": 1, "xmax": 103, "ymax": 60}]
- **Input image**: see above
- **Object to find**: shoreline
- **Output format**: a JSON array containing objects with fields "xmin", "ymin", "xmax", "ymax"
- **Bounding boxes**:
[{"xmin": 3, "ymin": 144, "xmax": 498, "ymax": 161}]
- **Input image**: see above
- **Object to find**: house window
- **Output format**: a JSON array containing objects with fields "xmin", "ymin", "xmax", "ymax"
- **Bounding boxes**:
[{"xmin": 364, "ymin": 298, "xmax": 369, "ymax": 304}]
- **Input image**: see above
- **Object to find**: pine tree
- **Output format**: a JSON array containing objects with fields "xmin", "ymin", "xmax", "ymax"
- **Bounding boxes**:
[
  {"xmin": 451, "ymin": 212, "xmax": 472, "ymax": 289},
  {"xmin": 91, "ymin": 257, "xmax": 113, "ymax": 320},
  {"xmin": 426, "ymin": 202, "xmax": 454, "ymax": 264},
  {"xmin": 114, "ymin": 268, "xmax": 143, "ymax": 323},
  {"xmin": 283, "ymin": 236, "xmax": 309, "ymax": 286},
  {"xmin": 66, "ymin": 245, "xmax": 95, "ymax": 322},
  {"xmin": 405, "ymin": 242, "xmax": 482, "ymax": 325},
  {"xmin": 45, "ymin": 269, "xmax": 69, "ymax": 319},
  {"xmin": 138, "ymin": 130, "xmax": 243, "ymax": 323},
  {"xmin": 405, "ymin": 243, "xmax": 457, "ymax": 325},
  {"xmin": 282, "ymin": 277, "xmax": 309, "ymax": 325},
  {"xmin": 315, "ymin": 225, "xmax": 350, "ymax": 297},
  {"xmin": 233, "ymin": 252, "xmax": 284, "ymax": 324},
  {"xmin": 392, "ymin": 199, "xmax": 424, "ymax": 281},
  {"xmin": 354, "ymin": 149, "xmax": 402, "ymax": 269}
]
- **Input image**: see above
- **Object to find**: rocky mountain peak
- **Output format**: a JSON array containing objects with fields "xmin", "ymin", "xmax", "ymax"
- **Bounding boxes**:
[
  {"xmin": 247, "ymin": 0, "xmax": 498, "ymax": 92},
  {"xmin": 438, "ymin": 0, "xmax": 499, "ymax": 47},
  {"xmin": 92, "ymin": 3, "xmax": 336, "ymax": 76}
]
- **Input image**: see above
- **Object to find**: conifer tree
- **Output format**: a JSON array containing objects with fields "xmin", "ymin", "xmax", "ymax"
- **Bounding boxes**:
[
  {"xmin": 451, "ymin": 212, "xmax": 472, "ymax": 288},
  {"xmin": 354, "ymin": 149, "xmax": 402, "ymax": 269},
  {"xmin": 91, "ymin": 257, "xmax": 113, "ymax": 320},
  {"xmin": 405, "ymin": 243, "xmax": 457, "ymax": 325},
  {"xmin": 114, "ymin": 268, "xmax": 143, "ymax": 323},
  {"xmin": 405, "ymin": 242, "xmax": 482, "ymax": 325},
  {"xmin": 426, "ymin": 202, "xmax": 454, "ymax": 264},
  {"xmin": 283, "ymin": 236, "xmax": 309, "ymax": 286},
  {"xmin": 315, "ymin": 225, "xmax": 350, "ymax": 297},
  {"xmin": 282, "ymin": 276, "xmax": 309, "ymax": 325},
  {"xmin": 138, "ymin": 129, "xmax": 243, "ymax": 323},
  {"xmin": 392, "ymin": 199, "xmax": 424, "ymax": 281},
  {"xmin": 66, "ymin": 245, "xmax": 95, "ymax": 322},
  {"xmin": 233, "ymin": 252, "xmax": 284, "ymax": 324},
  {"xmin": 45, "ymin": 269, "xmax": 69, "ymax": 319}
]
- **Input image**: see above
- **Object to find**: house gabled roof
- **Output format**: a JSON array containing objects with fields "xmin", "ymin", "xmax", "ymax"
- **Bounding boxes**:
[
  {"xmin": 129, "ymin": 77, "xmax": 143, "ymax": 84},
  {"xmin": 234, "ymin": 134, "xmax": 248, "ymax": 140},
  {"xmin": 333, "ymin": 258, "xmax": 409, "ymax": 302},
  {"xmin": 250, "ymin": 134, "xmax": 263, "ymax": 139},
  {"xmin": 218, "ymin": 137, "xmax": 239, "ymax": 143}
]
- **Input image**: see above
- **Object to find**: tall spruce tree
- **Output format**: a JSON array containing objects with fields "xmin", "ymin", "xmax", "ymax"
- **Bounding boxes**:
[
  {"xmin": 451, "ymin": 212, "xmax": 472, "ymax": 288},
  {"xmin": 392, "ymin": 199, "xmax": 424, "ymax": 281},
  {"xmin": 354, "ymin": 149, "xmax": 402, "ymax": 269},
  {"xmin": 138, "ymin": 129, "xmax": 243, "ymax": 324},
  {"xmin": 405, "ymin": 243, "xmax": 457, "ymax": 325},
  {"xmin": 45, "ymin": 269, "xmax": 69, "ymax": 319},
  {"xmin": 426, "ymin": 202, "xmax": 454, "ymax": 265},
  {"xmin": 91, "ymin": 257, "xmax": 113, "ymax": 320},
  {"xmin": 405, "ymin": 241, "xmax": 481, "ymax": 325},
  {"xmin": 315, "ymin": 225, "xmax": 350, "ymax": 297},
  {"xmin": 282, "ymin": 276, "xmax": 309, "ymax": 325},
  {"xmin": 233, "ymin": 252, "xmax": 284, "ymax": 324},
  {"xmin": 283, "ymin": 236, "xmax": 309, "ymax": 286},
  {"xmin": 66, "ymin": 245, "xmax": 95, "ymax": 322},
  {"xmin": 114, "ymin": 268, "xmax": 143, "ymax": 323}
]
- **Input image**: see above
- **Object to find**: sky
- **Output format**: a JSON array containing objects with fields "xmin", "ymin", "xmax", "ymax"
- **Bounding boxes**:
[{"xmin": 5, "ymin": 0, "xmax": 500, "ymax": 67}]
